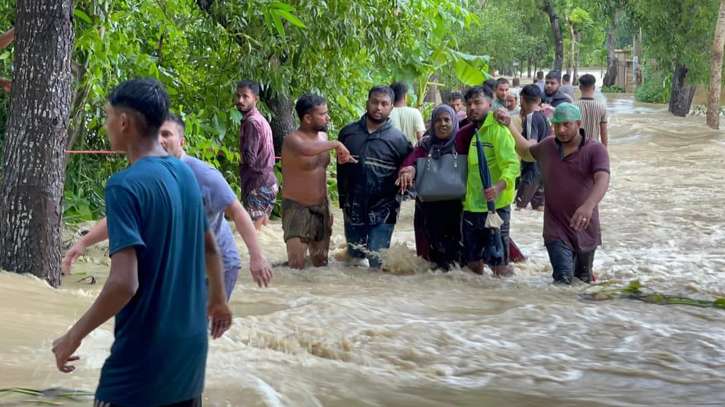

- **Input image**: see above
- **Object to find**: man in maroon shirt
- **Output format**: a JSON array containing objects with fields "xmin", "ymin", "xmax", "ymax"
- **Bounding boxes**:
[
  {"xmin": 507, "ymin": 103, "xmax": 610, "ymax": 284},
  {"xmin": 235, "ymin": 80, "xmax": 278, "ymax": 230}
]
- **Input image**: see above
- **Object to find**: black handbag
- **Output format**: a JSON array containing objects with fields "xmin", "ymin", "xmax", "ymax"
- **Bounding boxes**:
[{"xmin": 415, "ymin": 151, "xmax": 468, "ymax": 202}]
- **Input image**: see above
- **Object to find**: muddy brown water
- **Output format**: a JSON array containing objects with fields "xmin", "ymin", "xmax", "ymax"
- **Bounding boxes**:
[{"xmin": 1, "ymin": 95, "xmax": 724, "ymax": 406}]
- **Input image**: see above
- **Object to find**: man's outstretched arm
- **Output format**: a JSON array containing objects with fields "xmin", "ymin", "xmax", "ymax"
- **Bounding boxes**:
[
  {"xmin": 62, "ymin": 218, "xmax": 109, "ymax": 275},
  {"xmin": 205, "ymin": 230, "xmax": 232, "ymax": 339},
  {"xmin": 225, "ymin": 200, "xmax": 272, "ymax": 287},
  {"xmin": 0, "ymin": 27, "xmax": 14, "ymax": 49},
  {"xmin": 52, "ymin": 247, "xmax": 139, "ymax": 372}
]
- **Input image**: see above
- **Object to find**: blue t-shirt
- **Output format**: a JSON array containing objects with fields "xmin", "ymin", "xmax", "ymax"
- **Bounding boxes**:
[
  {"xmin": 96, "ymin": 156, "xmax": 209, "ymax": 406},
  {"xmin": 181, "ymin": 155, "xmax": 241, "ymax": 273}
]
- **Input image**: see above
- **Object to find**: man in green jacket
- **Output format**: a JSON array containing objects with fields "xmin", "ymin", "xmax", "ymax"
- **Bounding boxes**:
[{"xmin": 462, "ymin": 90, "xmax": 520, "ymax": 277}]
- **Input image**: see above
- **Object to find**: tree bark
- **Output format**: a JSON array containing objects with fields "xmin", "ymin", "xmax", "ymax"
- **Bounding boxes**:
[
  {"xmin": 542, "ymin": 0, "xmax": 564, "ymax": 72},
  {"xmin": 669, "ymin": 64, "xmax": 696, "ymax": 117},
  {"xmin": 262, "ymin": 91, "xmax": 295, "ymax": 154},
  {"xmin": 0, "ymin": 0, "xmax": 73, "ymax": 287},
  {"xmin": 707, "ymin": 0, "xmax": 725, "ymax": 129},
  {"xmin": 603, "ymin": 21, "xmax": 618, "ymax": 86},
  {"xmin": 573, "ymin": 32, "xmax": 580, "ymax": 85}
]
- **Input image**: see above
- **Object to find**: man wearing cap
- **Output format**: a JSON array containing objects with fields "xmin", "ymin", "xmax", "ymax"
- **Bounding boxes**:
[{"xmin": 506, "ymin": 103, "xmax": 610, "ymax": 284}]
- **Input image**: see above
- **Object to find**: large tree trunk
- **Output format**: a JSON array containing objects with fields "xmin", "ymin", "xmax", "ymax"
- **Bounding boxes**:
[
  {"xmin": 669, "ymin": 64, "xmax": 696, "ymax": 117},
  {"xmin": 542, "ymin": 0, "xmax": 564, "ymax": 72},
  {"xmin": 263, "ymin": 92, "xmax": 295, "ymax": 154},
  {"xmin": 0, "ymin": 0, "xmax": 73, "ymax": 287},
  {"xmin": 573, "ymin": 32, "xmax": 580, "ymax": 85},
  {"xmin": 603, "ymin": 23, "xmax": 618, "ymax": 87},
  {"xmin": 707, "ymin": 0, "xmax": 725, "ymax": 129}
]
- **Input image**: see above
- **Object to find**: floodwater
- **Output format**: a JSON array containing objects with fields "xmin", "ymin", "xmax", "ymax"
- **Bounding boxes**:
[{"xmin": 2, "ymin": 95, "xmax": 725, "ymax": 406}]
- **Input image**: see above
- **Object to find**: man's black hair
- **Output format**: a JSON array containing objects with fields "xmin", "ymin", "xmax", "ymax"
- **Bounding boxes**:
[
  {"xmin": 536, "ymin": 71, "xmax": 544, "ymax": 80},
  {"xmin": 545, "ymin": 70, "xmax": 562, "ymax": 82},
  {"xmin": 562, "ymin": 73, "xmax": 571, "ymax": 82},
  {"xmin": 496, "ymin": 77, "xmax": 510, "ymax": 88},
  {"xmin": 482, "ymin": 79, "xmax": 497, "ymax": 98},
  {"xmin": 368, "ymin": 85, "xmax": 395, "ymax": 102},
  {"xmin": 295, "ymin": 93, "xmax": 327, "ymax": 120},
  {"xmin": 520, "ymin": 84, "xmax": 543, "ymax": 103},
  {"xmin": 579, "ymin": 74, "xmax": 596, "ymax": 88},
  {"xmin": 448, "ymin": 91, "xmax": 463, "ymax": 102},
  {"xmin": 236, "ymin": 80, "xmax": 260, "ymax": 96},
  {"xmin": 108, "ymin": 78, "xmax": 169, "ymax": 138},
  {"xmin": 165, "ymin": 113, "xmax": 185, "ymax": 130},
  {"xmin": 464, "ymin": 86, "xmax": 491, "ymax": 102},
  {"xmin": 390, "ymin": 81, "xmax": 408, "ymax": 104}
]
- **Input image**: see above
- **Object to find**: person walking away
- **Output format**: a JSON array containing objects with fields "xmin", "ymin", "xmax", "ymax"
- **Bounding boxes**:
[
  {"xmin": 542, "ymin": 71, "xmax": 573, "ymax": 107},
  {"xmin": 337, "ymin": 86, "xmax": 412, "ymax": 269},
  {"xmin": 389, "ymin": 81, "xmax": 426, "ymax": 144},
  {"xmin": 397, "ymin": 105, "xmax": 463, "ymax": 270},
  {"xmin": 508, "ymin": 103, "xmax": 610, "ymax": 284},
  {"xmin": 235, "ymin": 80, "xmax": 278, "ymax": 230},
  {"xmin": 535, "ymin": 71, "xmax": 545, "ymax": 93},
  {"xmin": 52, "ymin": 79, "xmax": 232, "ymax": 406},
  {"xmin": 515, "ymin": 85, "xmax": 549, "ymax": 211},
  {"xmin": 62, "ymin": 115, "xmax": 274, "ymax": 299},
  {"xmin": 576, "ymin": 74, "xmax": 609, "ymax": 147},
  {"xmin": 561, "ymin": 73, "xmax": 576, "ymax": 101},
  {"xmin": 282, "ymin": 94, "xmax": 356, "ymax": 269}
]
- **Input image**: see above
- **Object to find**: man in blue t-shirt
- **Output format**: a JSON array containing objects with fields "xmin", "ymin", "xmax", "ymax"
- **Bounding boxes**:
[
  {"xmin": 52, "ymin": 79, "xmax": 232, "ymax": 407},
  {"xmin": 62, "ymin": 115, "xmax": 273, "ymax": 298}
]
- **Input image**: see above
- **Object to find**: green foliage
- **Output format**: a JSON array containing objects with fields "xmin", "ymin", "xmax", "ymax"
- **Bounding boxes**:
[
  {"xmin": 601, "ymin": 85, "xmax": 625, "ymax": 93},
  {"xmin": 635, "ymin": 67, "xmax": 671, "ymax": 103},
  {"xmin": 632, "ymin": 0, "xmax": 720, "ymax": 84}
]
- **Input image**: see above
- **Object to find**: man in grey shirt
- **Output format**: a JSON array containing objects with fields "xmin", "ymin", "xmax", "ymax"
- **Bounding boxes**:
[{"xmin": 62, "ymin": 115, "xmax": 273, "ymax": 298}]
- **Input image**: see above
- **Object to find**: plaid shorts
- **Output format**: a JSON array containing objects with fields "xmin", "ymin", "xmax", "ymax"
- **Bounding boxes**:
[{"xmin": 243, "ymin": 184, "xmax": 278, "ymax": 220}]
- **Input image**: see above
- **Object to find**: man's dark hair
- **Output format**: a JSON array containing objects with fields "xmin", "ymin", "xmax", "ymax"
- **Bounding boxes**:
[
  {"xmin": 368, "ymin": 85, "xmax": 395, "ymax": 102},
  {"xmin": 295, "ymin": 93, "xmax": 326, "ymax": 120},
  {"xmin": 496, "ymin": 78, "xmax": 510, "ymax": 88},
  {"xmin": 464, "ymin": 86, "xmax": 491, "ymax": 102},
  {"xmin": 165, "ymin": 113, "xmax": 185, "ymax": 130},
  {"xmin": 482, "ymin": 79, "xmax": 497, "ymax": 98},
  {"xmin": 448, "ymin": 91, "xmax": 463, "ymax": 102},
  {"xmin": 390, "ymin": 81, "xmax": 408, "ymax": 103},
  {"xmin": 562, "ymin": 73, "xmax": 571, "ymax": 82},
  {"xmin": 545, "ymin": 70, "xmax": 562, "ymax": 82},
  {"xmin": 579, "ymin": 74, "xmax": 596, "ymax": 88},
  {"xmin": 108, "ymin": 78, "xmax": 169, "ymax": 138},
  {"xmin": 237, "ymin": 80, "xmax": 260, "ymax": 96},
  {"xmin": 520, "ymin": 84, "xmax": 543, "ymax": 103},
  {"xmin": 536, "ymin": 71, "xmax": 544, "ymax": 80}
]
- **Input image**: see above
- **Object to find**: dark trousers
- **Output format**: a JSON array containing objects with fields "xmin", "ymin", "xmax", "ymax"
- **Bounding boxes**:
[
  {"xmin": 516, "ymin": 167, "xmax": 544, "ymax": 210},
  {"xmin": 462, "ymin": 207, "xmax": 511, "ymax": 266},
  {"xmin": 417, "ymin": 199, "xmax": 462, "ymax": 270},
  {"xmin": 545, "ymin": 240, "xmax": 595, "ymax": 284},
  {"xmin": 344, "ymin": 222, "xmax": 395, "ymax": 268}
]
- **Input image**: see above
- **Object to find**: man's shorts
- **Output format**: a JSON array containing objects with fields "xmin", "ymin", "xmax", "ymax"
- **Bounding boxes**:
[
  {"xmin": 462, "ymin": 208, "xmax": 511, "ymax": 266},
  {"xmin": 282, "ymin": 198, "xmax": 333, "ymax": 243},
  {"xmin": 243, "ymin": 184, "xmax": 278, "ymax": 220}
]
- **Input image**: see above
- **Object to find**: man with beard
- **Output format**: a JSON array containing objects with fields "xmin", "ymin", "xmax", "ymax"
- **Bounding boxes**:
[
  {"xmin": 508, "ymin": 103, "xmax": 610, "ymax": 284},
  {"xmin": 281, "ymin": 94, "xmax": 356, "ymax": 269},
  {"xmin": 542, "ymin": 70, "xmax": 573, "ymax": 107},
  {"xmin": 235, "ymin": 80, "xmax": 277, "ymax": 230},
  {"xmin": 337, "ymin": 86, "xmax": 412, "ymax": 269}
]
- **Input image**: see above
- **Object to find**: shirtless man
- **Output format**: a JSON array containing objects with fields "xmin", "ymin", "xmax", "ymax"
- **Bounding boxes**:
[{"xmin": 281, "ymin": 94, "xmax": 356, "ymax": 269}]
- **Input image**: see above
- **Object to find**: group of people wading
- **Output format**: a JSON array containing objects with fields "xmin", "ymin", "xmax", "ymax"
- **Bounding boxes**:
[{"xmin": 55, "ymin": 74, "xmax": 609, "ymax": 406}]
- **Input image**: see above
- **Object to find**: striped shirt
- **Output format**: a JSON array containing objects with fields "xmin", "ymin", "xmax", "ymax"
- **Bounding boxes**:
[{"xmin": 576, "ymin": 98, "xmax": 608, "ymax": 142}]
